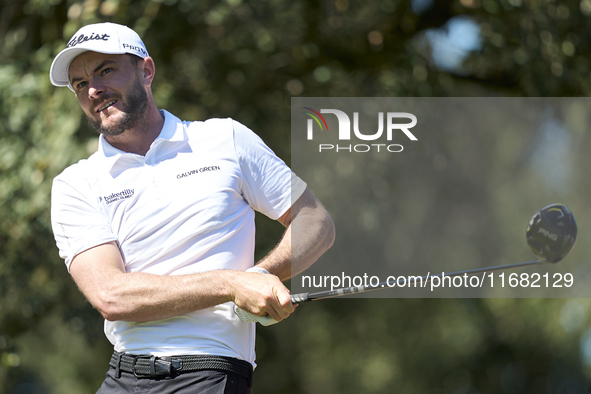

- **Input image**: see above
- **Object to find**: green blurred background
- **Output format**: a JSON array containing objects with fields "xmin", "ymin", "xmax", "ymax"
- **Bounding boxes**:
[{"xmin": 1, "ymin": 0, "xmax": 591, "ymax": 392}]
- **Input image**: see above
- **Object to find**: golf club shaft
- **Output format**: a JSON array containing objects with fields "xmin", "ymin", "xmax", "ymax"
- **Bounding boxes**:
[{"xmin": 290, "ymin": 259, "xmax": 545, "ymax": 303}]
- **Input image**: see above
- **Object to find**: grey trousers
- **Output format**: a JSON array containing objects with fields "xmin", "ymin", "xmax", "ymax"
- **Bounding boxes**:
[{"xmin": 96, "ymin": 367, "xmax": 253, "ymax": 393}]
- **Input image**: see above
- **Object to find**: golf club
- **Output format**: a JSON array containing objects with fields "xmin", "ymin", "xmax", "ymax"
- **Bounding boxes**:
[
  {"xmin": 236, "ymin": 203, "xmax": 577, "ymax": 325},
  {"xmin": 289, "ymin": 259, "xmax": 546, "ymax": 303}
]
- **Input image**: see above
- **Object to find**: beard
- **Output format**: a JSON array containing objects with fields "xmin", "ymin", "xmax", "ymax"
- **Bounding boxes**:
[{"xmin": 86, "ymin": 77, "xmax": 149, "ymax": 136}]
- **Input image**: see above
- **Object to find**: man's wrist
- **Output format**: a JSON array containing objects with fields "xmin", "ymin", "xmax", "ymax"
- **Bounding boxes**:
[{"xmin": 246, "ymin": 266, "xmax": 270, "ymax": 275}]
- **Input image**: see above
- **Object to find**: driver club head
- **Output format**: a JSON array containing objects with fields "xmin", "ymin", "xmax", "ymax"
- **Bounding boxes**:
[{"xmin": 526, "ymin": 203, "xmax": 577, "ymax": 263}]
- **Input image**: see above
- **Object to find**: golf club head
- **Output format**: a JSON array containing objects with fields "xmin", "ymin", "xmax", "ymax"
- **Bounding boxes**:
[{"xmin": 526, "ymin": 203, "xmax": 577, "ymax": 263}]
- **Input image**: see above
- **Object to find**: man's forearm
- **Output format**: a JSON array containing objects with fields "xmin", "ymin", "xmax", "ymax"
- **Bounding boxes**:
[
  {"xmin": 70, "ymin": 242, "xmax": 293, "ymax": 322},
  {"xmin": 94, "ymin": 269, "xmax": 237, "ymax": 322},
  {"xmin": 258, "ymin": 189, "xmax": 335, "ymax": 281}
]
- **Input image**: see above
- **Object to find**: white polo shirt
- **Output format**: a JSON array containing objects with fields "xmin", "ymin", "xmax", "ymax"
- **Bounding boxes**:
[{"xmin": 51, "ymin": 110, "xmax": 306, "ymax": 364}]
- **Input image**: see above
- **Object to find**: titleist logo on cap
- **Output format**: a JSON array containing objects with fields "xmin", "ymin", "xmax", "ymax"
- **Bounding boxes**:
[{"xmin": 67, "ymin": 33, "xmax": 111, "ymax": 48}]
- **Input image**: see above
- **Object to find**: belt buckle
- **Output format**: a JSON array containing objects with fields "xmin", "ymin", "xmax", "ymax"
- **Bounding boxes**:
[
  {"xmin": 132, "ymin": 355, "xmax": 181, "ymax": 379},
  {"xmin": 131, "ymin": 355, "xmax": 152, "ymax": 378}
]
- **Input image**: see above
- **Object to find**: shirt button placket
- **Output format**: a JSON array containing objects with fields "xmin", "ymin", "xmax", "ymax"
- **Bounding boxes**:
[{"xmin": 144, "ymin": 156, "xmax": 158, "ymax": 199}]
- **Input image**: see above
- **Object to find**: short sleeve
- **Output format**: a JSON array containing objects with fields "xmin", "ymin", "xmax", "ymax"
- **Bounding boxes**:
[
  {"xmin": 51, "ymin": 166, "xmax": 118, "ymax": 271},
  {"xmin": 232, "ymin": 120, "xmax": 307, "ymax": 220}
]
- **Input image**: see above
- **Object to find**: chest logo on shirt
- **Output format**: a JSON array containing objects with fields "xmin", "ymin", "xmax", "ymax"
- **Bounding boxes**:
[
  {"xmin": 99, "ymin": 189, "xmax": 135, "ymax": 205},
  {"xmin": 177, "ymin": 166, "xmax": 221, "ymax": 180}
]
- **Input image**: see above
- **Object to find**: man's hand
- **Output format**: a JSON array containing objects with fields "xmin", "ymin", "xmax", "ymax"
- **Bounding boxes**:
[{"xmin": 230, "ymin": 271, "xmax": 295, "ymax": 322}]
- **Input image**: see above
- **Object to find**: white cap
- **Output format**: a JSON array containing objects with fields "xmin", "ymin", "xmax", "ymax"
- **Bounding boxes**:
[{"xmin": 50, "ymin": 22, "xmax": 149, "ymax": 90}]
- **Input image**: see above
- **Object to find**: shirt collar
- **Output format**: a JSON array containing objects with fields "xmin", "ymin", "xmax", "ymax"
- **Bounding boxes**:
[
  {"xmin": 156, "ymin": 109, "xmax": 186, "ymax": 144},
  {"xmin": 96, "ymin": 110, "xmax": 186, "ymax": 171}
]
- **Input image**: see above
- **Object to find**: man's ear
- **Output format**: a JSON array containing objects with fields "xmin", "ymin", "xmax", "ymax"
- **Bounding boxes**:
[{"xmin": 140, "ymin": 57, "xmax": 156, "ymax": 87}]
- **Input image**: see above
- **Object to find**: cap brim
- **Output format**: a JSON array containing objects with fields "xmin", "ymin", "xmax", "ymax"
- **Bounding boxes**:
[{"xmin": 49, "ymin": 47, "xmax": 127, "ymax": 90}]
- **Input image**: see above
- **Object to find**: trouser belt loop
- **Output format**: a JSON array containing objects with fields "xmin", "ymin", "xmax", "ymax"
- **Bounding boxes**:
[
  {"xmin": 149, "ymin": 355, "xmax": 156, "ymax": 378},
  {"xmin": 114, "ymin": 352, "xmax": 122, "ymax": 379}
]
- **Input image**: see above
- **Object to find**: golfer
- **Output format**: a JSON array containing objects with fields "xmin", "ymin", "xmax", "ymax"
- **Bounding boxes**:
[{"xmin": 49, "ymin": 22, "xmax": 334, "ymax": 393}]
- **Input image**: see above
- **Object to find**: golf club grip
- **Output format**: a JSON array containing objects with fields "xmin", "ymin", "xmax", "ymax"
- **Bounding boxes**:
[{"xmin": 290, "ymin": 292, "xmax": 310, "ymax": 303}]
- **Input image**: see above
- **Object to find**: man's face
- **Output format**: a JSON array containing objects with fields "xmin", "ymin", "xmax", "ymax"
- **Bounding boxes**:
[{"xmin": 68, "ymin": 52, "xmax": 148, "ymax": 136}]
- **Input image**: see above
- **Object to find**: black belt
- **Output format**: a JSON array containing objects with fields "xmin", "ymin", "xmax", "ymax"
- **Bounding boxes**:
[{"xmin": 109, "ymin": 351, "xmax": 253, "ymax": 380}]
